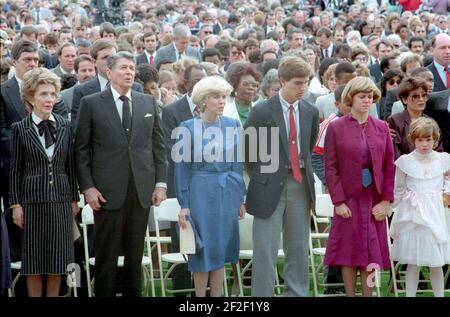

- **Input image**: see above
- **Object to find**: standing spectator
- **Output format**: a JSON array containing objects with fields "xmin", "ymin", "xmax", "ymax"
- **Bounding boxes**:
[
  {"xmin": 161, "ymin": 64, "xmax": 207, "ymax": 296},
  {"xmin": 176, "ymin": 76, "xmax": 246, "ymax": 297},
  {"xmin": 74, "ymin": 51, "xmax": 167, "ymax": 297},
  {"xmin": 136, "ymin": 32, "xmax": 158, "ymax": 66},
  {"xmin": 324, "ymin": 76, "xmax": 395, "ymax": 297},
  {"xmin": 427, "ymin": 33, "xmax": 450, "ymax": 92},
  {"xmin": 10, "ymin": 68, "xmax": 79, "ymax": 297},
  {"xmin": 244, "ymin": 56, "xmax": 319, "ymax": 296},
  {"xmin": 390, "ymin": 117, "xmax": 450, "ymax": 297}
]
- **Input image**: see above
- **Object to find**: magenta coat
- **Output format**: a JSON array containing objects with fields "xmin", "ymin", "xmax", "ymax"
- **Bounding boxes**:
[
  {"xmin": 324, "ymin": 115, "xmax": 395, "ymax": 206},
  {"xmin": 323, "ymin": 114, "xmax": 395, "ymax": 269}
]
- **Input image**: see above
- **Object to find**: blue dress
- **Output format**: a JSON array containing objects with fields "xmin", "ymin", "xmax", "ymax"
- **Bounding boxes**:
[{"xmin": 174, "ymin": 116, "xmax": 245, "ymax": 272}]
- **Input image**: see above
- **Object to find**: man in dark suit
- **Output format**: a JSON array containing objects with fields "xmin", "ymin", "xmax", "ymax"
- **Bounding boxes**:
[
  {"xmin": 317, "ymin": 27, "xmax": 335, "ymax": 61},
  {"xmin": 425, "ymin": 89, "xmax": 450, "ymax": 153},
  {"xmin": 244, "ymin": 56, "xmax": 319, "ymax": 296},
  {"xmin": 51, "ymin": 43, "xmax": 78, "ymax": 78},
  {"xmin": 154, "ymin": 24, "xmax": 201, "ymax": 70},
  {"xmin": 74, "ymin": 51, "xmax": 167, "ymax": 297},
  {"xmin": 161, "ymin": 64, "xmax": 207, "ymax": 295},
  {"xmin": 369, "ymin": 40, "xmax": 393, "ymax": 84},
  {"xmin": 71, "ymin": 39, "xmax": 143, "ymax": 127},
  {"xmin": 426, "ymin": 33, "xmax": 450, "ymax": 92},
  {"xmin": 136, "ymin": 32, "xmax": 157, "ymax": 66},
  {"xmin": 0, "ymin": 39, "xmax": 68, "ymax": 262}
]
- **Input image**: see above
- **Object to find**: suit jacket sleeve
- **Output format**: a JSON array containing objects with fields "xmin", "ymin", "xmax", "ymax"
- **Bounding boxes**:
[
  {"xmin": 71, "ymin": 85, "xmax": 83, "ymax": 127},
  {"xmin": 53, "ymin": 98, "xmax": 68, "ymax": 119},
  {"xmin": 151, "ymin": 98, "xmax": 168, "ymax": 184},
  {"xmin": 0, "ymin": 95, "xmax": 10, "ymax": 156},
  {"xmin": 9, "ymin": 123, "xmax": 24, "ymax": 205},
  {"xmin": 381, "ymin": 123, "xmax": 395, "ymax": 201},
  {"xmin": 74, "ymin": 97, "xmax": 95, "ymax": 192},
  {"xmin": 386, "ymin": 116, "xmax": 402, "ymax": 160},
  {"xmin": 174, "ymin": 121, "xmax": 191, "ymax": 209},
  {"xmin": 324, "ymin": 122, "xmax": 347, "ymax": 205},
  {"xmin": 243, "ymin": 105, "xmax": 261, "ymax": 175},
  {"xmin": 161, "ymin": 105, "xmax": 177, "ymax": 192},
  {"xmin": 310, "ymin": 107, "xmax": 320, "ymax": 152},
  {"xmin": 65, "ymin": 123, "xmax": 79, "ymax": 201}
]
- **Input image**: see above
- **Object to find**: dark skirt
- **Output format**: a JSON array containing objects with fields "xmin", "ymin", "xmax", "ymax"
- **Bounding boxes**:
[{"xmin": 21, "ymin": 202, "xmax": 73, "ymax": 275}]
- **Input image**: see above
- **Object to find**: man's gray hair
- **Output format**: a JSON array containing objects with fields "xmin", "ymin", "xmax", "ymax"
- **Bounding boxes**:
[
  {"xmin": 107, "ymin": 51, "xmax": 135, "ymax": 69},
  {"xmin": 173, "ymin": 24, "xmax": 191, "ymax": 39}
]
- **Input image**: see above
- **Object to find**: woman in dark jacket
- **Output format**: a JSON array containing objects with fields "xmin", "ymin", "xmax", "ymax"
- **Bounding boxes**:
[{"xmin": 10, "ymin": 68, "xmax": 79, "ymax": 297}]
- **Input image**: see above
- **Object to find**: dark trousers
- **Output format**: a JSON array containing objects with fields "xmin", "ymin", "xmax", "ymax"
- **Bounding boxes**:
[{"xmin": 93, "ymin": 175, "xmax": 149, "ymax": 297}]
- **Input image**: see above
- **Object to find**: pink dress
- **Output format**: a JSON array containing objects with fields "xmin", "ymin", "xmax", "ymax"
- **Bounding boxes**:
[{"xmin": 324, "ymin": 120, "xmax": 391, "ymax": 269}]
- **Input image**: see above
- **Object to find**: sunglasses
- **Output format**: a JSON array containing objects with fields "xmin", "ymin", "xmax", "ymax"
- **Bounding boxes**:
[
  {"xmin": 203, "ymin": 31, "xmax": 213, "ymax": 34},
  {"xmin": 388, "ymin": 79, "xmax": 401, "ymax": 85},
  {"xmin": 410, "ymin": 93, "xmax": 429, "ymax": 101}
]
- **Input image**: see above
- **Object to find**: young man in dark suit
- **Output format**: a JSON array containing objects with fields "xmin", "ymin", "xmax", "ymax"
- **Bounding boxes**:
[
  {"xmin": 425, "ymin": 89, "xmax": 450, "ymax": 153},
  {"xmin": 75, "ymin": 51, "xmax": 167, "ymax": 297},
  {"xmin": 244, "ymin": 56, "xmax": 319, "ymax": 296},
  {"xmin": 161, "ymin": 64, "xmax": 207, "ymax": 295},
  {"xmin": 136, "ymin": 32, "xmax": 158, "ymax": 66}
]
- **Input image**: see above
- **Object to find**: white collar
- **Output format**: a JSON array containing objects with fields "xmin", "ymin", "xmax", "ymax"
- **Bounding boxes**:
[
  {"xmin": 186, "ymin": 94, "xmax": 196, "ymax": 113},
  {"xmin": 110, "ymin": 86, "xmax": 132, "ymax": 102},
  {"xmin": 278, "ymin": 92, "xmax": 299, "ymax": 112},
  {"xmin": 434, "ymin": 60, "xmax": 449, "ymax": 73},
  {"xmin": 32, "ymin": 112, "xmax": 55, "ymax": 124},
  {"xmin": 98, "ymin": 74, "xmax": 109, "ymax": 90}
]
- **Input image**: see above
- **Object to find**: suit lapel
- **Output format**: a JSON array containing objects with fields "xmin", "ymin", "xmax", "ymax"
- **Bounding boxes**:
[
  {"xmin": 270, "ymin": 95, "xmax": 289, "ymax": 157},
  {"xmin": 298, "ymin": 101, "xmax": 310, "ymax": 155},
  {"xmin": 179, "ymin": 96, "xmax": 193, "ymax": 121},
  {"xmin": 431, "ymin": 64, "xmax": 446, "ymax": 91},
  {"xmin": 101, "ymin": 88, "xmax": 127, "ymax": 142},
  {"xmin": 24, "ymin": 116, "xmax": 49, "ymax": 159},
  {"xmin": 7, "ymin": 78, "xmax": 27, "ymax": 118},
  {"xmin": 130, "ymin": 91, "xmax": 145, "ymax": 144}
]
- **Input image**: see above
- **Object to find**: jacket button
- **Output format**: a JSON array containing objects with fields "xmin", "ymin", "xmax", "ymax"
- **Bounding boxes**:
[
  {"xmin": 49, "ymin": 172, "xmax": 53, "ymax": 176},
  {"xmin": 280, "ymin": 182, "xmax": 284, "ymax": 186},
  {"xmin": 49, "ymin": 181, "xmax": 53, "ymax": 185}
]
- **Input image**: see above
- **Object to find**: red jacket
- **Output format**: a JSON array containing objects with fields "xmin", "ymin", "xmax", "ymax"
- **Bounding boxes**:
[
  {"xmin": 324, "ymin": 115, "xmax": 395, "ymax": 206},
  {"xmin": 398, "ymin": 0, "xmax": 422, "ymax": 11}
]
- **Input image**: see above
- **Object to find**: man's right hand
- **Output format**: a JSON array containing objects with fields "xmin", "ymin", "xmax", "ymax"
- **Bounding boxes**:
[
  {"xmin": 84, "ymin": 187, "xmax": 107, "ymax": 211},
  {"xmin": 389, "ymin": 128, "xmax": 396, "ymax": 140}
]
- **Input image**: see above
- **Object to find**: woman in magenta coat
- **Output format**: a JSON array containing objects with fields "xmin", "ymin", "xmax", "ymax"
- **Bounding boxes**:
[{"xmin": 324, "ymin": 77, "xmax": 395, "ymax": 297}]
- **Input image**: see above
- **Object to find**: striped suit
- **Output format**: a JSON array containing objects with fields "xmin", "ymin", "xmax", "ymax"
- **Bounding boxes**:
[{"xmin": 10, "ymin": 113, "xmax": 78, "ymax": 275}]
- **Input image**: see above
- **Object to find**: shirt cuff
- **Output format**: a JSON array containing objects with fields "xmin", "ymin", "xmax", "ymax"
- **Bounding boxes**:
[{"xmin": 155, "ymin": 182, "xmax": 167, "ymax": 189}]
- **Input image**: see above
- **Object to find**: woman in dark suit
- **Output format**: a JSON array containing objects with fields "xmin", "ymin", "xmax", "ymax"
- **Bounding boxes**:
[
  {"xmin": 10, "ymin": 68, "xmax": 79, "ymax": 297},
  {"xmin": 387, "ymin": 77, "xmax": 442, "ymax": 159},
  {"xmin": 324, "ymin": 76, "xmax": 395, "ymax": 297}
]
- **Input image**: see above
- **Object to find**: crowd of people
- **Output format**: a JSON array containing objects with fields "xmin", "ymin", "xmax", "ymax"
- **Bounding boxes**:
[{"xmin": 0, "ymin": 0, "xmax": 450, "ymax": 297}]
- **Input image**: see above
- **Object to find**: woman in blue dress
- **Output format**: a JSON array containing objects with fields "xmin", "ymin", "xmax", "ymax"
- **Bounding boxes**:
[{"xmin": 175, "ymin": 76, "xmax": 246, "ymax": 297}]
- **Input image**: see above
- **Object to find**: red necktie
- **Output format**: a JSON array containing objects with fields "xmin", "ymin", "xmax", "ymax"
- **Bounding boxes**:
[
  {"xmin": 289, "ymin": 105, "xmax": 302, "ymax": 183},
  {"xmin": 446, "ymin": 68, "xmax": 450, "ymax": 89},
  {"xmin": 149, "ymin": 55, "xmax": 154, "ymax": 65}
]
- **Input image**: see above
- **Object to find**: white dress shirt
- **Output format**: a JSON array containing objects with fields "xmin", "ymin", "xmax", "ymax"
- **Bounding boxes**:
[
  {"xmin": 186, "ymin": 94, "xmax": 197, "ymax": 115},
  {"xmin": 98, "ymin": 74, "xmax": 109, "ymax": 91},
  {"xmin": 110, "ymin": 86, "xmax": 167, "ymax": 189},
  {"xmin": 32, "ymin": 112, "xmax": 55, "ymax": 158},
  {"xmin": 434, "ymin": 60, "xmax": 449, "ymax": 88}
]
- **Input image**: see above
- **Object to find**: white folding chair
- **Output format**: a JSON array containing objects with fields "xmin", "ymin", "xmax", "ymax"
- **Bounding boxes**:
[
  {"xmin": 80, "ymin": 205, "xmax": 153, "ymax": 297},
  {"xmin": 154, "ymin": 198, "xmax": 232, "ymax": 297}
]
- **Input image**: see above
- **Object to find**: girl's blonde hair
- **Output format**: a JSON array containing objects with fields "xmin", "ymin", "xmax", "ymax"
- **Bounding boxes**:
[{"xmin": 408, "ymin": 117, "xmax": 441, "ymax": 148}]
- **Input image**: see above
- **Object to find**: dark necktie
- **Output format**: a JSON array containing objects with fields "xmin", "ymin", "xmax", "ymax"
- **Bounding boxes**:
[
  {"xmin": 289, "ymin": 105, "xmax": 302, "ymax": 183},
  {"xmin": 324, "ymin": 48, "xmax": 329, "ymax": 58},
  {"xmin": 119, "ymin": 95, "xmax": 132, "ymax": 138},
  {"xmin": 36, "ymin": 120, "xmax": 56, "ymax": 149}
]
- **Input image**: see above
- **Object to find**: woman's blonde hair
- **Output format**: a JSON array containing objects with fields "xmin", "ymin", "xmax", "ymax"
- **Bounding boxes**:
[
  {"xmin": 191, "ymin": 76, "xmax": 233, "ymax": 111},
  {"xmin": 341, "ymin": 76, "xmax": 381, "ymax": 107},
  {"xmin": 21, "ymin": 67, "xmax": 61, "ymax": 107},
  {"xmin": 408, "ymin": 117, "xmax": 441, "ymax": 148}
]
